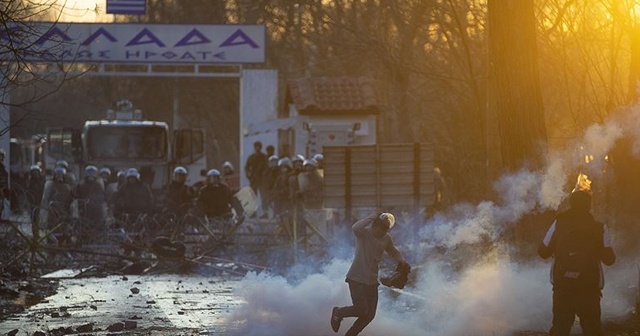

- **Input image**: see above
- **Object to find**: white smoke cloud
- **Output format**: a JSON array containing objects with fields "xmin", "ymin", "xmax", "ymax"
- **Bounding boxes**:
[
  {"xmin": 225, "ymin": 254, "xmax": 634, "ymax": 335},
  {"xmin": 539, "ymin": 155, "xmax": 568, "ymax": 210},
  {"xmin": 403, "ymin": 258, "xmax": 552, "ymax": 335},
  {"xmin": 445, "ymin": 201, "xmax": 497, "ymax": 247},
  {"xmin": 227, "ymin": 257, "xmax": 559, "ymax": 335},
  {"xmin": 229, "ymin": 260, "xmax": 353, "ymax": 336},
  {"xmin": 583, "ymin": 122, "xmax": 623, "ymax": 158}
]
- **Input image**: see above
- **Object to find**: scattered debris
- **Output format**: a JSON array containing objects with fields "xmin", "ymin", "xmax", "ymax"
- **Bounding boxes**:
[
  {"xmin": 0, "ymin": 216, "xmax": 277, "ymax": 334},
  {"xmin": 124, "ymin": 320, "xmax": 137, "ymax": 330},
  {"xmin": 149, "ymin": 236, "xmax": 186, "ymax": 259},
  {"xmin": 120, "ymin": 261, "xmax": 154, "ymax": 275},
  {"xmin": 76, "ymin": 322, "xmax": 94, "ymax": 332},
  {"xmin": 107, "ymin": 322, "xmax": 124, "ymax": 332},
  {"xmin": 40, "ymin": 266, "xmax": 96, "ymax": 279}
]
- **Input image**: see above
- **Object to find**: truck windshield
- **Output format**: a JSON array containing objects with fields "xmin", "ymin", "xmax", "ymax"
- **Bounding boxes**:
[{"xmin": 86, "ymin": 125, "xmax": 167, "ymax": 160}]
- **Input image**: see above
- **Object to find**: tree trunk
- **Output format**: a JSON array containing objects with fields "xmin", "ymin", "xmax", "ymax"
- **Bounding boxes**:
[
  {"xmin": 488, "ymin": 0, "xmax": 548, "ymax": 172},
  {"xmin": 627, "ymin": 25, "xmax": 640, "ymax": 104}
]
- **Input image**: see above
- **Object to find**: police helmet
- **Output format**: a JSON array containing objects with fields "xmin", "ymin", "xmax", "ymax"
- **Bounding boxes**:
[
  {"xmin": 117, "ymin": 169, "xmax": 127, "ymax": 178},
  {"xmin": 268, "ymin": 155, "xmax": 279, "ymax": 168},
  {"xmin": 53, "ymin": 166, "xmax": 66, "ymax": 179},
  {"xmin": 222, "ymin": 161, "xmax": 234, "ymax": 170},
  {"xmin": 126, "ymin": 168, "xmax": 140, "ymax": 179},
  {"xmin": 303, "ymin": 159, "xmax": 317, "ymax": 169},
  {"xmin": 207, "ymin": 169, "xmax": 221, "ymax": 177},
  {"xmin": 312, "ymin": 153, "xmax": 324, "ymax": 162},
  {"xmin": 56, "ymin": 160, "xmax": 69, "ymax": 169},
  {"xmin": 173, "ymin": 166, "xmax": 188, "ymax": 175},
  {"xmin": 99, "ymin": 167, "xmax": 111, "ymax": 177},
  {"xmin": 85, "ymin": 165, "xmax": 99, "ymax": 178},
  {"xmin": 29, "ymin": 165, "xmax": 41, "ymax": 173},
  {"xmin": 292, "ymin": 154, "xmax": 305, "ymax": 163},
  {"xmin": 278, "ymin": 157, "xmax": 292, "ymax": 169}
]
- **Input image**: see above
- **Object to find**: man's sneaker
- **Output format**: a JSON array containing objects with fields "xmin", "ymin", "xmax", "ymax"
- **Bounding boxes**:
[{"xmin": 330, "ymin": 306, "xmax": 342, "ymax": 333}]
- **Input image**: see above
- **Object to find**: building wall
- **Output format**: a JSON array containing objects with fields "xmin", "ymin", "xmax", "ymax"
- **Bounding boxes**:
[{"xmin": 239, "ymin": 69, "xmax": 279, "ymax": 188}]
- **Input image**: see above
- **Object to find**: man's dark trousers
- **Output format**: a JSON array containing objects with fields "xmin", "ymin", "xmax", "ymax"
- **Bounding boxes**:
[
  {"xmin": 550, "ymin": 289, "xmax": 602, "ymax": 336},
  {"xmin": 336, "ymin": 280, "xmax": 378, "ymax": 336}
]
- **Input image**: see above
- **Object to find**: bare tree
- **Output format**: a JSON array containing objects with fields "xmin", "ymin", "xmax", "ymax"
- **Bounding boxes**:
[
  {"xmin": 0, "ymin": 0, "xmax": 86, "ymax": 136},
  {"xmin": 535, "ymin": 0, "xmax": 631, "ymax": 141}
]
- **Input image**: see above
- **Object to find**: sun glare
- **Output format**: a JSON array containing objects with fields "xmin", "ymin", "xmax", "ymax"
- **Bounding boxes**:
[
  {"xmin": 55, "ymin": 0, "xmax": 110, "ymax": 22},
  {"xmin": 632, "ymin": 3, "xmax": 640, "ymax": 21}
]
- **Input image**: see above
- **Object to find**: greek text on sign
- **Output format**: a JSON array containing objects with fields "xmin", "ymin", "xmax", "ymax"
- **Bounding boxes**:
[{"xmin": 1, "ymin": 23, "xmax": 265, "ymax": 64}]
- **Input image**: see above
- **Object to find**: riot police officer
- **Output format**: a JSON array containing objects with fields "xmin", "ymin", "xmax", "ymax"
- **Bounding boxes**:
[
  {"xmin": 196, "ymin": 169, "xmax": 233, "ymax": 219},
  {"xmin": 74, "ymin": 165, "xmax": 106, "ymax": 226},
  {"xmin": 163, "ymin": 166, "xmax": 194, "ymax": 217},
  {"xmin": 113, "ymin": 168, "xmax": 153, "ymax": 219}
]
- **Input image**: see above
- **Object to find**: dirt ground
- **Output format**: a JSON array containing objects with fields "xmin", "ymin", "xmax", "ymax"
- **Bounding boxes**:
[{"xmin": 0, "ymin": 273, "xmax": 245, "ymax": 335}]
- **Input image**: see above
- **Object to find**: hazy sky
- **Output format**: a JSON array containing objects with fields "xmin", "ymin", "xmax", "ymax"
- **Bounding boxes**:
[{"xmin": 56, "ymin": 0, "xmax": 110, "ymax": 22}]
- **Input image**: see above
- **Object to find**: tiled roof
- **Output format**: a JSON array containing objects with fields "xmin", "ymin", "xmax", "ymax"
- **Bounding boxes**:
[{"xmin": 286, "ymin": 77, "xmax": 379, "ymax": 114}]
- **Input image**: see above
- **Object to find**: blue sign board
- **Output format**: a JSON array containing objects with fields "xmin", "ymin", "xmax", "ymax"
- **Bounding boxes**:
[
  {"xmin": 106, "ymin": 0, "xmax": 146, "ymax": 15},
  {"xmin": 0, "ymin": 23, "xmax": 266, "ymax": 64}
]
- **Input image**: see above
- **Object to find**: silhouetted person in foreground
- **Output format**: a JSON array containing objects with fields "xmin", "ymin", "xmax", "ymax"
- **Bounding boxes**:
[{"xmin": 538, "ymin": 177, "xmax": 615, "ymax": 336}]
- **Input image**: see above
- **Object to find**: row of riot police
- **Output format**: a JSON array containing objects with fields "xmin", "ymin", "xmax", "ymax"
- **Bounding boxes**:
[
  {"xmin": 260, "ymin": 154, "xmax": 324, "ymax": 240},
  {"xmin": 244, "ymin": 141, "xmax": 324, "ymax": 217},
  {"xmin": 273, "ymin": 155, "xmax": 323, "ymax": 214},
  {"xmin": 163, "ymin": 167, "xmax": 240, "ymax": 221},
  {"xmin": 35, "ymin": 164, "xmax": 142, "ymax": 238},
  {"xmin": 165, "ymin": 153, "xmax": 324, "ymax": 228},
  {"xmin": 28, "ymin": 162, "xmax": 105, "ymax": 244},
  {"xmin": 21, "ymin": 152, "xmax": 322, "ymax": 244}
]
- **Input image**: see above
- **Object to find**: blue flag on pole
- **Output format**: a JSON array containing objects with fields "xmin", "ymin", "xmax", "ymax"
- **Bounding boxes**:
[{"xmin": 106, "ymin": 0, "xmax": 146, "ymax": 15}]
